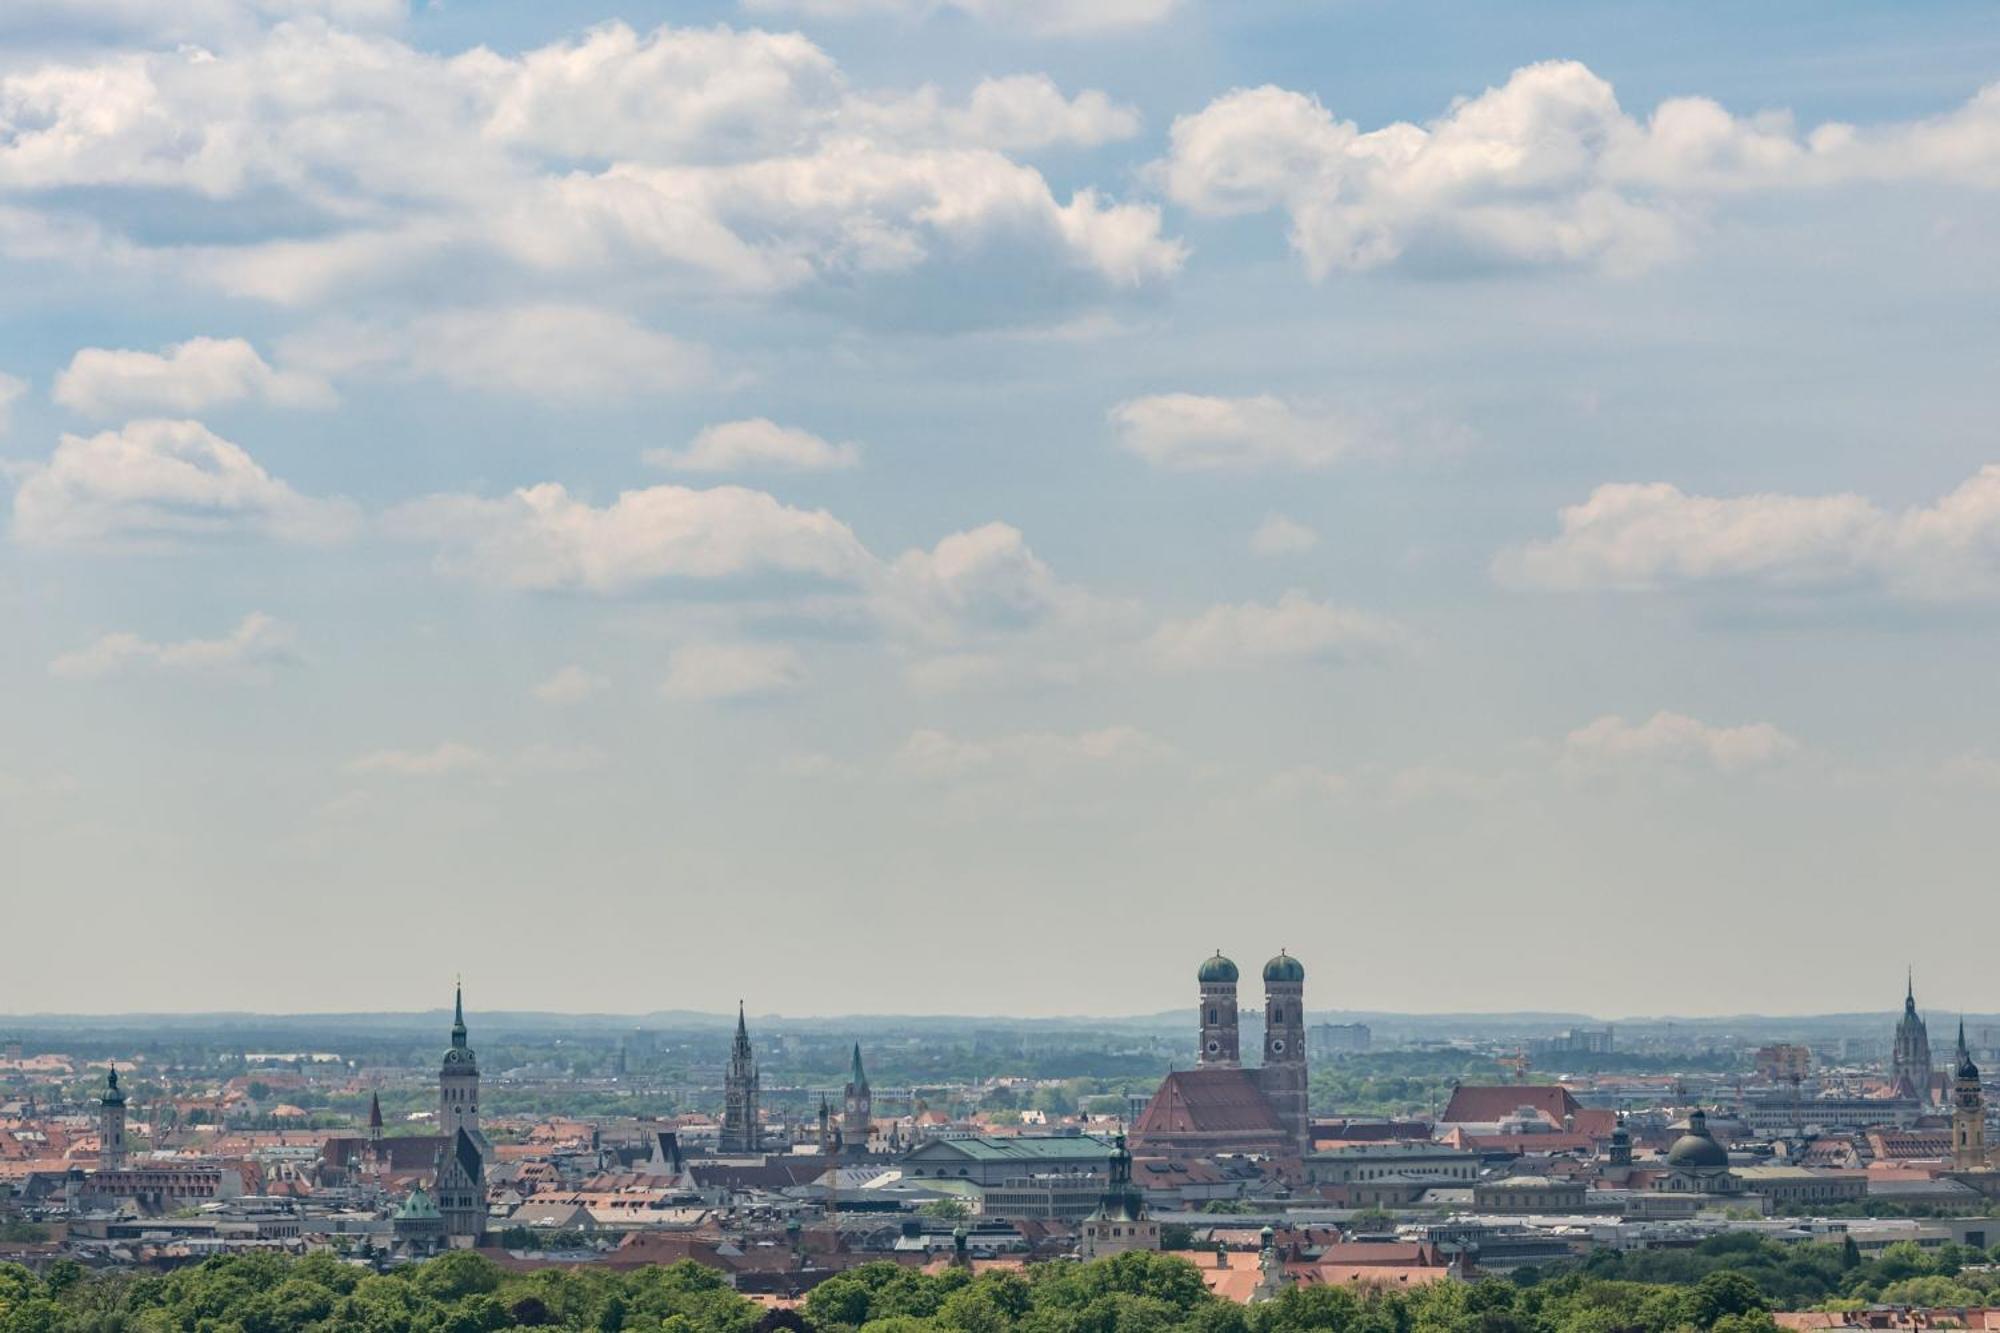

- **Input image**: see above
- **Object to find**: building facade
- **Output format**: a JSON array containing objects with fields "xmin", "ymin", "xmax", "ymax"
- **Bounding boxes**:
[{"xmin": 1078, "ymin": 1134, "xmax": 1159, "ymax": 1259}]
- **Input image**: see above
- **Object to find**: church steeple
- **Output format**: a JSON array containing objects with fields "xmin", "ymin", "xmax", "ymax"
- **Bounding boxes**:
[
  {"xmin": 451, "ymin": 979, "xmax": 467, "ymax": 1050},
  {"xmin": 722, "ymin": 1001, "xmax": 761, "ymax": 1154}
]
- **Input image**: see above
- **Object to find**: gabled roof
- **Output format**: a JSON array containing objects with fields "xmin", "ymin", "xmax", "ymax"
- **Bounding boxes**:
[
  {"xmin": 1439, "ymin": 1084, "xmax": 1581, "ymax": 1125},
  {"xmin": 1134, "ymin": 1069, "xmax": 1283, "ymax": 1138}
]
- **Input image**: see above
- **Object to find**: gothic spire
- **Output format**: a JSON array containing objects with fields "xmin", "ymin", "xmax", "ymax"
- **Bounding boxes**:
[
  {"xmin": 1908, "ymin": 966, "xmax": 1917, "ymax": 1013},
  {"xmin": 451, "ymin": 979, "xmax": 467, "ymax": 1049},
  {"xmin": 850, "ymin": 1042, "xmax": 868, "ymax": 1090}
]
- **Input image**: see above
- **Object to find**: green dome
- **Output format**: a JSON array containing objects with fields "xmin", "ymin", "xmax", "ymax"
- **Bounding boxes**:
[
  {"xmin": 1665, "ymin": 1110, "xmax": 1728, "ymax": 1170},
  {"xmin": 1263, "ymin": 951, "xmax": 1305, "ymax": 984},
  {"xmin": 1198, "ymin": 952, "xmax": 1239, "ymax": 984}
]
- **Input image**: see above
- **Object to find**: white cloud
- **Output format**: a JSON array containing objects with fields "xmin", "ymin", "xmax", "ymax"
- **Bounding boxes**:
[
  {"xmin": 343, "ymin": 740, "xmax": 604, "ymax": 780},
  {"xmin": 0, "ymin": 22, "xmax": 1180, "ymax": 313},
  {"xmin": 1108, "ymin": 393, "xmax": 1468, "ymax": 471},
  {"xmin": 345, "ymin": 741, "xmax": 492, "ymax": 778},
  {"xmin": 532, "ymin": 665, "xmax": 608, "ymax": 706},
  {"xmin": 1161, "ymin": 61, "xmax": 2000, "ymax": 277},
  {"xmin": 1497, "ymin": 466, "xmax": 2000, "ymax": 599},
  {"xmin": 1562, "ymin": 711, "xmax": 1798, "ymax": 773},
  {"xmin": 877, "ymin": 521, "xmax": 1092, "ymax": 642},
  {"xmin": 282, "ymin": 307, "xmax": 713, "ymax": 401},
  {"xmin": 386, "ymin": 482, "xmax": 872, "ymax": 593},
  {"xmin": 1250, "ymin": 514, "xmax": 1318, "ymax": 556},
  {"xmin": 1145, "ymin": 590, "xmax": 1406, "ymax": 670},
  {"xmin": 0, "ymin": 373, "xmax": 23, "ymax": 436},
  {"xmin": 53, "ymin": 337, "xmax": 333, "ymax": 418},
  {"xmin": 1110, "ymin": 394, "xmax": 1369, "ymax": 471},
  {"xmin": 50, "ymin": 612, "xmax": 298, "ymax": 681},
  {"xmin": 738, "ymin": 0, "xmax": 1178, "ymax": 37},
  {"xmin": 660, "ymin": 641, "xmax": 806, "ymax": 702},
  {"xmin": 646, "ymin": 419, "xmax": 860, "ymax": 474},
  {"xmin": 10, "ymin": 418, "xmax": 359, "ymax": 548},
  {"xmin": 893, "ymin": 724, "xmax": 1171, "ymax": 779},
  {"xmin": 846, "ymin": 75, "xmax": 1142, "ymax": 151}
]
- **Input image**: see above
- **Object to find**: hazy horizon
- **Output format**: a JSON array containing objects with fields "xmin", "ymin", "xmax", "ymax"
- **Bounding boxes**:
[{"xmin": 6, "ymin": 1, "xmax": 2000, "ymax": 1017}]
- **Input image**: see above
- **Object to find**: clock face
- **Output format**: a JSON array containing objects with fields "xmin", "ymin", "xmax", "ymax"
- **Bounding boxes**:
[
  {"xmin": 1270, "ymin": 1039, "xmax": 1285, "ymax": 1055},
  {"xmin": 1206, "ymin": 1041, "xmax": 1220, "ymax": 1054}
]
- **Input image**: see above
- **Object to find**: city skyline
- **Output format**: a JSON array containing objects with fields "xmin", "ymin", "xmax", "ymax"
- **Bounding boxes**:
[{"xmin": 6, "ymin": 1, "xmax": 2000, "ymax": 1016}]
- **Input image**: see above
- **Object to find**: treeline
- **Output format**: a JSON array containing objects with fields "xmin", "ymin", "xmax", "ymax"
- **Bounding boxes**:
[
  {"xmin": 1563, "ymin": 1231, "xmax": 2000, "ymax": 1310},
  {"xmin": 0, "ymin": 1247, "xmax": 1772, "ymax": 1333},
  {"xmin": 5, "ymin": 1237, "xmax": 1997, "ymax": 1333}
]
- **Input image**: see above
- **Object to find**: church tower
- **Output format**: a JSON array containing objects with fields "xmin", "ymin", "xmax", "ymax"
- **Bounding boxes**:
[
  {"xmin": 1197, "ymin": 952, "xmax": 1241, "ymax": 1067},
  {"xmin": 440, "ymin": 981, "xmax": 479, "ymax": 1142},
  {"xmin": 843, "ymin": 1043, "xmax": 872, "ymax": 1154},
  {"xmin": 98, "ymin": 1066, "xmax": 127, "ymax": 1170},
  {"xmin": 721, "ymin": 1002, "xmax": 761, "ymax": 1154},
  {"xmin": 434, "ymin": 983, "xmax": 487, "ymax": 1245},
  {"xmin": 1258, "ymin": 951, "xmax": 1310, "ymax": 1157},
  {"xmin": 1893, "ymin": 970, "xmax": 1934, "ymax": 1104},
  {"xmin": 1953, "ymin": 1020, "xmax": 1987, "ymax": 1171}
]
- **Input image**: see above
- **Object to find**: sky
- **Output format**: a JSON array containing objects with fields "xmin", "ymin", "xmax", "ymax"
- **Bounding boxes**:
[{"xmin": 3, "ymin": 0, "xmax": 2000, "ymax": 1019}]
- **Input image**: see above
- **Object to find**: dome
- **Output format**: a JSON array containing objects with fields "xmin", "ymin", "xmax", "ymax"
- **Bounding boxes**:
[
  {"xmin": 1263, "ymin": 951, "xmax": 1305, "ymax": 984},
  {"xmin": 1665, "ymin": 1110, "xmax": 1728, "ymax": 1170},
  {"xmin": 1198, "ymin": 952, "xmax": 1239, "ymax": 984}
]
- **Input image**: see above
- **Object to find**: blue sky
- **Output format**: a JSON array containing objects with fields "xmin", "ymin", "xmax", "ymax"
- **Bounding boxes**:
[{"xmin": 3, "ymin": 0, "xmax": 1999, "ymax": 1018}]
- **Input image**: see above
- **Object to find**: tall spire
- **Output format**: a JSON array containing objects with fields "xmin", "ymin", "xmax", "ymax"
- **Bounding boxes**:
[
  {"xmin": 1908, "ymin": 966, "xmax": 1917, "ymax": 1013},
  {"xmin": 451, "ymin": 978, "xmax": 467, "ymax": 1049},
  {"xmin": 850, "ymin": 1042, "xmax": 868, "ymax": 1090}
]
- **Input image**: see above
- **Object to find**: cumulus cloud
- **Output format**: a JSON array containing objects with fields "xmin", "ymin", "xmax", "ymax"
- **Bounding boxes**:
[
  {"xmin": 385, "ymin": 482, "xmax": 872, "ymax": 593},
  {"xmin": 660, "ymin": 641, "xmax": 806, "ymax": 702},
  {"xmin": 0, "ymin": 21, "xmax": 1180, "ymax": 315},
  {"xmin": 1161, "ymin": 61, "xmax": 2000, "ymax": 276},
  {"xmin": 1562, "ymin": 711, "xmax": 1799, "ymax": 773},
  {"xmin": 532, "ymin": 665, "xmax": 607, "ymax": 705},
  {"xmin": 282, "ymin": 307, "xmax": 713, "ymax": 401},
  {"xmin": 1496, "ymin": 466, "xmax": 2000, "ymax": 599},
  {"xmin": 738, "ymin": 0, "xmax": 1178, "ymax": 37},
  {"xmin": 646, "ymin": 419, "xmax": 860, "ymax": 473},
  {"xmin": 894, "ymin": 724, "xmax": 1171, "ymax": 779},
  {"xmin": 1250, "ymin": 514, "xmax": 1318, "ymax": 556},
  {"xmin": 1145, "ymin": 590, "xmax": 1406, "ymax": 670},
  {"xmin": 877, "ymin": 521, "xmax": 1094, "ymax": 642},
  {"xmin": 10, "ymin": 419, "xmax": 359, "ymax": 548},
  {"xmin": 49, "ymin": 611, "xmax": 298, "ymax": 681},
  {"xmin": 53, "ymin": 337, "xmax": 333, "ymax": 418}
]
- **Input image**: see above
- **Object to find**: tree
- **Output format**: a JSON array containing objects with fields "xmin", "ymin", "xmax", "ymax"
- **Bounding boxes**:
[{"xmin": 1687, "ymin": 1272, "xmax": 1767, "ymax": 1328}]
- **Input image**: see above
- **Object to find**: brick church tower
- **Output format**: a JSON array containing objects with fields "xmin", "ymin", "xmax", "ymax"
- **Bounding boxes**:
[
  {"xmin": 1255, "ymin": 951, "xmax": 1309, "ymax": 1157},
  {"xmin": 1197, "ymin": 952, "xmax": 1241, "ymax": 1067}
]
